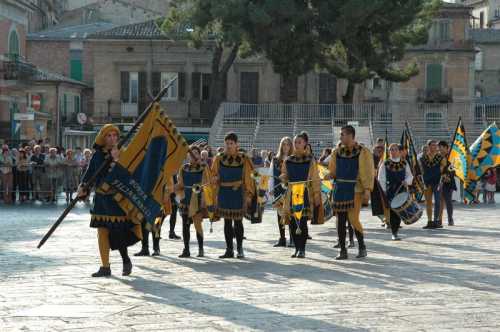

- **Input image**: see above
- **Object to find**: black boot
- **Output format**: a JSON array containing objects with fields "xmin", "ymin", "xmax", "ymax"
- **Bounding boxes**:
[
  {"xmin": 169, "ymin": 231, "xmax": 181, "ymax": 240},
  {"xmin": 333, "ymin": 242, "xmax": 340, "ymax": 248},
  {"xmin": 122, "ymin": 262, "xmax": 132, "ymax": 276},
  {"xmin": 92, "ymin": 266, "xmax": 111, "ymax": 277},
  {"xmin": 356, "ymin": 248, "xmax": 367, "ymax": 258},
  {"xmin": 134, "ymin": 248, "xmax": 150, "ymax": 256},
  {"xmin": 219, "ymin": 250, "xmax": 234, "ymax": 258},
  {"xmin": 197, "ymin": 233, "xmax": 204, "ymax": 257},
  {"xmin": 434, "ymin": 220, "xmax": 443, "ymax": 229},
  {"xmin": 197, "ymin": 247, "xmax": 204, "ymax": 258},
  {"xmin": 274, "ymin": 237, "xmax": 287, "ymax": 247},
  {"xmin": 422, "ymin": 221, "xmax": 433, "ymax": 229},
  {"xmin": 348, "ymin": 240, "xmax": 356, "ymax": 248},
  {"xmin": 237, "ymin": 247, "xmax": 245, "ymax": 259},
  {"xmin": 335, "ymin": 249, "xmax": 348, "ymax": 260},
  {"xmin": 297, "ymin": 250, "xmax": 305, "ymax": 258},
  {"xmin": 179, "ymin": 249, "xmax": 190, "ymax": 258},
  {"xmin": 291, "ymin": 250, "xmax": 298, "ymax": 258}
]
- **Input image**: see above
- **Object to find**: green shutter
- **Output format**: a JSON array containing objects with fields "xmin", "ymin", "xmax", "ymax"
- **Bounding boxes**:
[
  {"xmin": 70, "ymin": 59, "xmax": 83, "ymax": 81},
  {"xmin": 63, "ymin": 94, "xmax": 67, "ymax": 116},
  {"xmin": 426, "ymin": 64, "xmax": 442, "ymax": 90},
  {"xmin": 75, "ymin": 95, "xmax": 80, "ymax": 114}
]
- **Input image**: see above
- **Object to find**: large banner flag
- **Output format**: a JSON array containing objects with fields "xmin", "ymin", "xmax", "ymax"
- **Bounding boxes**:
[
  {"xmin": 291, "ymin": 183, "xmax": 306, "ymax": 221},
  {"xmin": 465, "ymin": 122, "xmax": 500, "ymax": 201},
  {"xmin": 101, "ymin": 103, "xmax": 189, "ymax": 226},
  {"xmin": 448, "ymin": 118, "xmax": 471, "ymax": 185},
  {"xmin": 401, "ymin": 124, "xmax": 424, "ymax": 200}
]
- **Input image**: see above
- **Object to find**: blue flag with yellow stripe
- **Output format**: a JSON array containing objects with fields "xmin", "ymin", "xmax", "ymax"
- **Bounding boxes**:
[
  {"xmin": 102, "ymin": 103, "xmax": 189, "ymax": 226},
  {"xmin": 448, "ymin": 118, "xmax": 470, "ymax": 185}
]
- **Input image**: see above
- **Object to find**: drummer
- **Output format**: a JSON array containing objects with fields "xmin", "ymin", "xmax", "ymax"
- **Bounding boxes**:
[{"xmin": 378, "ymin": 144, "xmax": 413, "ymax": 241}]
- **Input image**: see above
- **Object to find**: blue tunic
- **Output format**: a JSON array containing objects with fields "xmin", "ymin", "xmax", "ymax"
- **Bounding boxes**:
[
  {"xmin": 272, "ymin": 158, "xmax": 285, "ymax": 198},
  {"xmin": 216, "ymin": 153, "xmax": 247, "ymax": 219},
  {"xmin": 385, "ymin": 160, "xmax": 406, "ymax": 201},
  {"xmin": 332, "ymin": 146, "xmax": 360, "ymax": 212},
  {"xmin": 420, "ymin": 154, "xmax": 442, "ymax": 186}
]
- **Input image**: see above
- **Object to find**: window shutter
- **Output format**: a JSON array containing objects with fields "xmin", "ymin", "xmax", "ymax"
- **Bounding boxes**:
[
  {"xmin": 192, "ymin": 72, "xmax": 201, "ymax": 99},
  {"xmin": 152, "ymin": 72, "xmax": 161, "ymax": 96},
  {"xmin": 178, "ymin": 72, "xmax": 186, "ymax": 100},
  {"xmin": 426, "ymin": 64, "xmax": 443, "ymax": 90},
  {"xmin": 120, "ymin": 71, "xmax": 129, "ymax": 102},
  {"xmin": 138, "ymin": 71, "xmax": 147, "ymax": 113}
]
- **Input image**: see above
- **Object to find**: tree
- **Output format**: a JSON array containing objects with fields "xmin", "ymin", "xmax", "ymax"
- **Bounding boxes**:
[{"xmin": 162, "ymin": 0, "xmax": 251, "ymax": 119}]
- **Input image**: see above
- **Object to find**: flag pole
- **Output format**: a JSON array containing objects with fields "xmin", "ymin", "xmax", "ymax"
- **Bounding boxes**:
[{"xmin": 37, "ymin": 78, "xmax": 178, "ymax": 249}]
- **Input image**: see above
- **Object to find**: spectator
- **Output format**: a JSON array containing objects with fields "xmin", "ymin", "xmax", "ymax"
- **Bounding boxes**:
[
  {"xmin": 63, "ymin": 149, "xmax": 80, "ymax": 204},
  {"xmin": 200, "ymin": 149, "xmax": 212, "ymax": 167},
  {"xmin": 17, "ymin": 148, "xmax": 30, "ymax": 202},
  {"xmin": 11, "ymin": 148, "xmax": 19, "ymax": 203},
  {"xmin": 319, "ymin": 148, "xmax": 332, "ymax": 166},
  {"xmin": 24, "ymin": 145, "xmax": 34, "ymax": 200},
  {"xmin": 484, "ymin": 168, "xmax": 497, "ymax": 204},
  {"xmin": 0, "ymin": 147, "xmax": 14, "ymax": 204},
  {"xmin": 31, "ymin": 145, "xmax": 46, "ymax": 201},
  {"xmin": 251, "ymin": 148, "xmax": 264, "ymax": 167},
  {"xmin": 74, "ymin": 147, "xmax": 84, "ymax": 165},
  {"xmin": 44, "ymin": 147, "xmax": 60, "ymax": 203}
]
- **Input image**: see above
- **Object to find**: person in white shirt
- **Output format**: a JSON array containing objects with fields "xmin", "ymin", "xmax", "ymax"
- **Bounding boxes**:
[{"xmin": 378, "ymin": 144, "xmax": 413, "ymax": 241}]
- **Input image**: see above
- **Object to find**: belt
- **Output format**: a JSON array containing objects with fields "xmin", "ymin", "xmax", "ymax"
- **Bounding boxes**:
[
  {"xmin": 336, "ymin": 179, "xmax": 357, "ymax": 183},
  {"xmin": 220, "ymin": 180, "xmax": 243, "ymax": 190}
]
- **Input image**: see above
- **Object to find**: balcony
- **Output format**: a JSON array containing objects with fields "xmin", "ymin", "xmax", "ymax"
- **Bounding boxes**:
[
  {"xmin": 1, "ymin": 53, "xmax": 37, "ymax": 81},
  {"xmin": 121, "ymin": 102, "xmax": 138, "ymax": 118},
  {"xmin": 417, "ymin": 88, "xmax": 453, "ymax": 103}
]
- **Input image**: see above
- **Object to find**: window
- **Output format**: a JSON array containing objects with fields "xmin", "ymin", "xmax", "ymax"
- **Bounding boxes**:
[
  {"xmin": 319, "ymin": 73, "xmax": 337, "ymax": 104},
  {"xmin": 74, "ymin": 95, "xmax": 81, "ymax": 114},
  {"xmin": 426, "ymin": 64, "xmax": 443, "ymax": 90},
  {"xmin": 161, "ymin": 72, "xmax": 178, "ymax": 101},
  {"xmin": 439, "ymin": 21, "xmax": 450, "ymax": 41},
  {"xmin": 480, "ymin": 11, "xmax": 485, "ymax": 29},
  {"xmin": 240, "ymin": 72, "xmax": 259, "ymax": 104},
  {"xmin": 70, "ymin": 50, "xmax": 83, "ymax": 81},
  {"xmin": 192, "ymin": 72, "xmax": 215, "ymax": 101},
  {"xmin": 8, "ymin": 29, "xmax": 20, "ymax": 56},
  {"xmin": 475, "ymin": 48, "xmax": 483, "ymax": 71},
  {"xmin": 280, "ymin": 75, "xmax": 298, "ymax": 103},
  {"xmin": 129, "ymin": 72, "xmax": 138, "ymax": 103}
]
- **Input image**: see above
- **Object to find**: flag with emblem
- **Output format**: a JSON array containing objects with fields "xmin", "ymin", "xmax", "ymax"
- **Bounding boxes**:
[
  {"xmin": 465, "ymin": 122, "xmax": 500, "ymax": 201},
  {"xmin": 291, "ymin": 183, "xmax": 306, "ymax": 221},
  {"xmin": 401, "ymin": 123, "xmax": 424, "ymax": 200},
  {"xmin": 100, "ymin": 103, "xmax": 189, "ymax": 226}
]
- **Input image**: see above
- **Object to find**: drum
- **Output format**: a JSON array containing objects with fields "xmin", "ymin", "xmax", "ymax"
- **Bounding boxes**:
[{"xmin": 390, "ymin": 192, "xmax": 423, "ymax": 225}]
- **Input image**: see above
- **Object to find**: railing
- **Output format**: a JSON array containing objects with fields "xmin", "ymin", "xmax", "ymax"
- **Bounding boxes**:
[
  {"xmin": 417, "ymin": 88, "xmax": 453, "ymax": 103},
  {"xmin": 1, "ymin": 53, "xmax": 37, "ymax": 81}
]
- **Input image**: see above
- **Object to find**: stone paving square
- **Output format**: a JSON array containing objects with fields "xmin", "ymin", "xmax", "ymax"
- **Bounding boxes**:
[{"xmin": 1, "ymin": 202, "xmax": 500, "ymax": 331}]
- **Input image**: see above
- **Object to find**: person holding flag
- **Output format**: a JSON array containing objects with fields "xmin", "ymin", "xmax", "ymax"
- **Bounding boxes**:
[
  {"xmin": 211, "ymin": 132, "xmax": 255, "ymax": 259},
  {"xmin": 328, "ymin": 125, "xmax": 374, "ymax": 260},
  {"xmin": 280, "ymin": 131, "xmax": 323, "ymax": 259},
  {"xmin": 438, "ymin": 141, "xmax": 457, "ymax": 226},
  {"xmin": 176, "ymin": 145, "xmax": 212, "ymax": 258},
  {"xmin": 420, "ymin": 140, "xmax": 447, "ymax": 229}
]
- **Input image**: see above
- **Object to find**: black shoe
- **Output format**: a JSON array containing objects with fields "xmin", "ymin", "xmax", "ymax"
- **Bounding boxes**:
[
  {"xmin": 448, "ymin": 220, "xmax": 454, "ymax": 226},
  {"xmin": 92, "ymin": 266, "xmax": 111, "ymax": 277},
  {"xmin": 152, "ymin": 249, "xmax": 160, "ymax": 256},
  {"xmin": 348, "ymin": 241, "xmax": 355, "ymax": 248},
  {"xmin": 273, "ymin": 238, "xmax": 287, "ymax": 247},
  {"xmin": 307, "ymin": 235, "xmax": 312, "ymax": 240},
  {"xmin": 333, "ymin": 242, "xmax": 340, "ymax": 249},
  {"xmin": 237, "ymin": 248, "xmax": 245, "ymax": 259},
  {"xmin": 134, "ymin": 248, "xmax": 150, "ymax": 256},
  {"xmin": 219, "ymin": 250, "xmax": 234, "ymax": 259},
  {"xmin": 391, "ymin": 234, "xmax": 401, "ymax": 241},
  {"xmin": 169, "ymin": 232, "xmax": 181, "ymax": 240},
  {"xmin": 423, "ymin": 221, "xmax": 433, "ymax": 229},
  {"xmin": 297, "ymin": 251, "xmax": 305, "ymax": 258},
  {"xmin": 356, "ymin": 248, "xmax": 367, "ymax": 258},
  {"xmin": 434, "ymin": 221, "xmax": 443, "ymax": 229},
  {"xmin": 197, "ymin": 248, "xmax": 204, "ymax": 257},
  {"xmin": 335, "ymin": 250, "xmax": 348, "ymax": 260},
  {"xmin": 122, "ymin": 262, "xmax": 132, "ymax": 276},
  {"xmin": 179, "ymin": 249, "xmax": 190, "ymax": 258},
  {"xmin": 291, "ymin": 250, "xmax": 298, "ymax": 258}
]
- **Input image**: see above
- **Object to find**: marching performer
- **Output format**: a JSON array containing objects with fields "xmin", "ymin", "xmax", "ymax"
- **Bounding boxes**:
[
  {"xmin": 378, "ymin": 144, "xmax": 413, "ymax": 240},
  {"xmin": 438, "ymin": 141, "xmax": 456, "ymax": 226},
  {"xmin": 328, "ymin": 125, "xmax": 374, "ymax": 260},
  {"xmin": 77, "ymin": 125, "xmax": 141, "ymax": 277},
  {"xmin": 270, "ymin": 137, "xmax": 294, "ymax": 247},
  {"xmin": 420, "ymin": 140, "xmax": 447, "ymax": 229},
  {"xmin": 211, "ymin": 132, "xmax": 255, "ymax": 259},
  {"xmin": 280, "ymin": 131, "xmax": 322, "ymax": 259},
  {"xmin": 176, "ymin": 145, "xmax": 212, "ymax": 258}
]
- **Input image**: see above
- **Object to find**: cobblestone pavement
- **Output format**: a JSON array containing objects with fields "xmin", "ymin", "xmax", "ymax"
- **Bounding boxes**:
[{"xmin": 1, "ymin": 200, "xmax": 500, "ymax": 331}]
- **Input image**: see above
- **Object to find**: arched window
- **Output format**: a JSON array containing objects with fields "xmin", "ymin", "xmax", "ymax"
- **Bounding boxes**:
[{"xmin": 8, "ymin": 29, "xmax": 20, "ymax": 57}]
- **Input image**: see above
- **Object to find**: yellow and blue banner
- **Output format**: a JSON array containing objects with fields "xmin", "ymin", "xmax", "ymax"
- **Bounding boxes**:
[
  {"xmin": 318, "ymin": 164, "xmax": 333, "ymax": 193},
  {"xmin": 291, "ymin": 183, "xmax": 306, "ymax": 221},
  {"xmin": 401, "ymin": 124, "xmax": 424, "ymax": 200},
  {"xmin": 448, "ymin": 118, "xmax": 470, "ymax": 185},
  {"xmin": 102, "ymin": 103, "xmax": 189, "ymax": 226},
  {"xmin": 465, "ymin": 122, "xmax": 500, "ymax": 201}
]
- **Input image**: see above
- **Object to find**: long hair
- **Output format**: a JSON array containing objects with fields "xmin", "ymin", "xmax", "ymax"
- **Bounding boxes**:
[{"xmin": 276, "ymin": 136, "xmax": 293, "ymax": 160}]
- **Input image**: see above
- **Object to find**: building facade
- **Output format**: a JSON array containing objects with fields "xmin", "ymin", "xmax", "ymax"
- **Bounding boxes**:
[{"xmin": 460, "ymin": 0, "xmax": 500, "ymax": 28}]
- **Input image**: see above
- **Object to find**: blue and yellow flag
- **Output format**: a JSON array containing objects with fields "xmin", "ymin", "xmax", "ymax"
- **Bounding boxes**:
[
  {"xmin": 401, "ymin": 124, "xmax": 424, "ymax": 200},
  {"xmin": 291, "ymin": 183, "xmax": 306, "ymax": 221},
  {"xmin": 102, "ymin": 103, "xmax": 189, "ymax": 226},
  {"xmin": 448, "ymin": 118, "xmax": 470, "ymax": 185},
  {"xmin": 465, "ymin": 122, "xmax": 500, "ymax": 201},
  {"xmin": 318, "ymin": 164, "xmax": 333, "ymax": 193}
]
